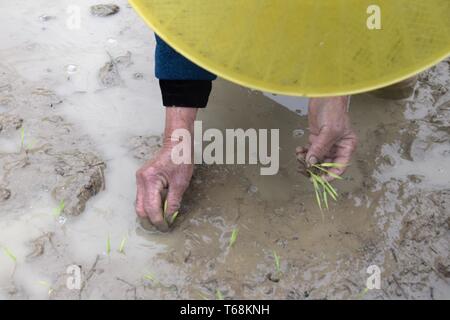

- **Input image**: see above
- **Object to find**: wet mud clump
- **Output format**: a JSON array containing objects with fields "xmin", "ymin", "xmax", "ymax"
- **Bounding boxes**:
[
  {"xmin": 98, "ymin": 52, "xmax": 133, "ymax": 88},
  {"xmin": 0, "ymin": 65, "xmax": 106, "ymax": 217},
  {"xmin": 90, "ymin": 4, "xmax": 120, "ymax": 17},
  {"xmin": 52, "ymin": 151, "xmax": 105, "ymax": 216}
]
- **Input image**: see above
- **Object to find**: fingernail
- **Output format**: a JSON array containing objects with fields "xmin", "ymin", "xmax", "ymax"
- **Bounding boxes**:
[{"xmin": 308, "ymin": 156, "xmax": 318, "ymax": 165}]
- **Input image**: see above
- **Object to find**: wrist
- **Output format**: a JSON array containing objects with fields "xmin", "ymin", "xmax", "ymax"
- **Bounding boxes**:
[
  {"xmin": 163, "ymin": 107, "xmax": 198, "ymax": 147},
  {"xmin": 309, "ymin": 96, "xmax": 349, "ymax": 113}
]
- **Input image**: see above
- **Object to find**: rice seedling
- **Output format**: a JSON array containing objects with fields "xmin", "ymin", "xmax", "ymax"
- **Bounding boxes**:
[
  {"xmin": 215, "ymin": 289, "xmax": 224, "ymax": 300},
  {"xmin": 118, "ymin": 236, "xmax": 127, "ymax": 254},
  {"xmin": 356, "ymin": 287, "xmax": 369, "ymax": 300},
  {"xmin": 20, "ymin": 128, "xmax": 25, "ymax": 148},
  {"xmin": 19, "ymin": 128, "xmax": 35, "ymax": 150},
  {"xmin": 37, "ymin": 280, "xmax": 54, "ymax": 295},
  {"xmin": 163, "ymin": 199, "xmax": 168, "ymax": 214},
  {"xmin": 312, "ymin": 163, "xmax": 344, "ymax": 180},
  {"xmin": 298, "ymin": 155, "xmax": 345, "ymax": 212},
  {"xmin": 163, "ymin": 199, "xmax": 179, "ymax": 225},
  {"xmin": 2, "ymin": 247, "xmax": 16, "ymax": 263},
  {"xmin": 52, "ymin": 199, "xmax": 65, "ymax": 217},
  {"xmin": 106, "ymin": 234, "xmax": 111, "ymax": 255},
  {"xmin": 143, "ymin": 272, "xmax": 159, "ymax": 285},
  {"xmin": 143, "ymin": 273, "xmax": 155, "ymax": 281},
  {"xmin": 169, "ymin": 211, "xmax": 179, "ymax": 224},
  {"xmin": 196, "ymin": 291, "xmax": 209, "ymax": 300},
  {"xmin": 273, "ymin": 250, "xmax": 281, "ymax": 274},
  {"xmin": 228, "ymin": 228, "xmax": 239, "ymax": 248}
]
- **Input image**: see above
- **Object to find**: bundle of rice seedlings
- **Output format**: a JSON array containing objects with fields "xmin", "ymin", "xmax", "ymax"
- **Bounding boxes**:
[{"xmin": 298, "ymin": 155, "xmax": 345, "ymax": 213}]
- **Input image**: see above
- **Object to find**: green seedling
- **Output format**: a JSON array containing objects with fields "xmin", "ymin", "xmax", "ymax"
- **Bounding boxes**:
[
  {"xmin": 323, "ymin": 189, "xmax": 328, "ymax": 211},
  {"xmin": 118, "ymin": 236, "xmax": 127, "ymax": 254},
  {"xmin": 273, "ymin": 250, "xmax": 281, "ymax": 274},
  {"xmin": 20, "ymin": 127, "xmax": 25, "ymax": 149},
  {"xmin": 163, "ymin": 199, "xmax": 179, "ymax": 225},
  {"xmin": 311, "ymin": 175, "xmax": 322, "ymax": 210},
  {"xmin": 356, "ymin": 287, "xmax": 369, "ymax": 300},
  {"xmin": 196, "ymin": 291, "xmax": 209, "ymax": 300},
  {"xmin": 3, "ymin": 247, "xmax": 16, "ymax": 263},
  {"xmin": 106, "ymin": 234, "xmax": 111, "ymax": 255},
  {"xmin": 320, "ymin": 163, "xmax": 346, "ymax": 168},
  {"xmin": 216, "ymin": 289, "xmax": 224, "ymax": 300},
  {"xmin": 312, "ymin": 164, "xmax": 343, "ymax": 180},
  {"xmin": 163, "ymin": 210, "xmax": 179, "ymax": 225},
  {"xmin": 19, "ymin": 128, "xmax": 35, "ymax": 150},
  {"xmin": 52, "ymin": 199, "xmax": 65, "ymax": 217},
  {"xmin": 169, "ymin": 211, "xmax": 179, "ymax": 224},
  {"xmin": 229, "ymin": 228, "xmax": 239, "ymax": 248},
  {"xmin": 143, "ymin": 273, "xmax": 159, "ymax": 285},
  {"xmin": 37, "ymin": 280, "xmax": 54, "ymax": 295},
  {"xmin": 305, "ymin": 162, "xmax": 344, "ymax": 211},
  {"xmin": 143, "ymin": 273, "xmax": 155, "ymax": 281},
  {"xmin": 163, "ymin": 199, "xmax": 168, "ymax": 214}
]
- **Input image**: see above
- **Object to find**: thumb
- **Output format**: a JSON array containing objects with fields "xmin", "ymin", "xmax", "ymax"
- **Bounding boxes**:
[{"xmin": 306, "ymin": 126, "xmax": 338, "ymax": 165}]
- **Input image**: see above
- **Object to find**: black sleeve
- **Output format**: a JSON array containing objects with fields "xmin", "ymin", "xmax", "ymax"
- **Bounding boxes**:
[{"xmin": 159, "ymin": 80, "xmax": 213, "ymax": 108}]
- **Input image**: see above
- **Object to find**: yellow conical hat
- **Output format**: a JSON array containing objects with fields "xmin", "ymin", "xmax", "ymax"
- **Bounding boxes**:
[{"xmin": 129, "ymin": 0, "xmax": 450, "ymax": 97}]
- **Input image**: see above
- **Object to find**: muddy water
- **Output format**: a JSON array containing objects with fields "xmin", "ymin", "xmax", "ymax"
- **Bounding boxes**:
[
  {"xmin": 172, "ymin": 70, "xmax": 450, "ymax": 300},
  {"xmin": 0, "ymin": 0, "xmax": 449, "ymax": 300}
]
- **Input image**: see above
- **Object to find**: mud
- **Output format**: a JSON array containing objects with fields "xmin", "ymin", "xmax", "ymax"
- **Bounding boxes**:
[
  {"xmin": 98, "ymin": 51, "xmax": 133, "ymax": 88},
  {"xmin": 90, "ymin": 4, "xmax": 120, "ymax": 17},
  {"xmin": 0, "ymin": 66, "xmax": 106, "ymax": 218},
  {"xmin": 123, "ymin": 61, "xmax": 450, "ymax": 300},
  {"xmin": 0, "ymin": 0, "xmax": 449, "ymax": 300}
]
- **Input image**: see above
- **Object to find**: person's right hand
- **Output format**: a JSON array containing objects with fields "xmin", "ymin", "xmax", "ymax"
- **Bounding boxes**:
[
  {"xmin": 135, "ymin": 144, "xmax": 193, "ymax": 231},
  {"xmin": 135, "ymin": 107, "xmax": 197, "ymax": 232},
  {"xmin": 296, "ymin": 96, "xmax": 357, "ymax": 181}
]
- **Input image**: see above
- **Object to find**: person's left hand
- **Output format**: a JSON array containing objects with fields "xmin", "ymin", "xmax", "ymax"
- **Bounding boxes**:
[{"xmin": 296, "ymin": 96, "xmax": 358, "ymax": 181}]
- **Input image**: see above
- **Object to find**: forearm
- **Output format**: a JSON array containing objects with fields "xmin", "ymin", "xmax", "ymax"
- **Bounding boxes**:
[
  {"xmin": 309, "ymin": 96, "xmax": 349, "ymax": 114},
  {"xmin": 163, "ymin": 107, "xmax": 198, "ymax": 146},
  {"xmin": 308, "ymin": 96, "xmax": 350, "ymax": 132}
]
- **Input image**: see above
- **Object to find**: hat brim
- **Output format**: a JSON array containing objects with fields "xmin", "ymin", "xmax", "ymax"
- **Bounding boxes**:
[{"xmin": 130, "ymin": 0, "xmax": 450, "ymax": 97}]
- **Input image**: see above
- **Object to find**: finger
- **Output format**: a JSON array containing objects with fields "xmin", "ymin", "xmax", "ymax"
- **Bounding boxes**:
[
  {"xmin": 135, "ymin": 172, "xmax": 146, "ymax": 218},
  {"xmin": 322, "ymin": 167, "xmax": 345, "ymax": 182},
  {"xmin": 323, "ymin": 139, "xmax": 357, "ymax": 182},
  {"xmin": 295, "ymin": 146, "xmax": 307, "ymax": 155},
  {"xmin": 143, "ymin": 178, "xmax": 169, "ymax": 231},
  {"xmin": 322, "ymin": 152, "xmax": 351, "ymax": 182},
  {"xmin": 318, "ymin": 155, "xmax": 336, "ymax": 181},
  {"xmin": 296, "ymin": 144, "xmax": 310, "ymax": 159},
  {"xmin": 296, "ymin": 148, "xmax": 307, "ymax": 159},
  {"xmin": 164, "ymin": 184, "xmax": 186, "ymax": 223},
  {"xmin": 306, "ymin": 127, "xmax": 339, "ymax": 165},
  {"xmin": 324, "ymin": 145, "xmax": 338, "ymax": 159}
]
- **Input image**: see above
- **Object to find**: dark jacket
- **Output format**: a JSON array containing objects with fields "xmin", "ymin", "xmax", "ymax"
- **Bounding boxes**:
[{"xmin": 155, "ymin": 35, "xmax": 216, "ymax": 108}]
